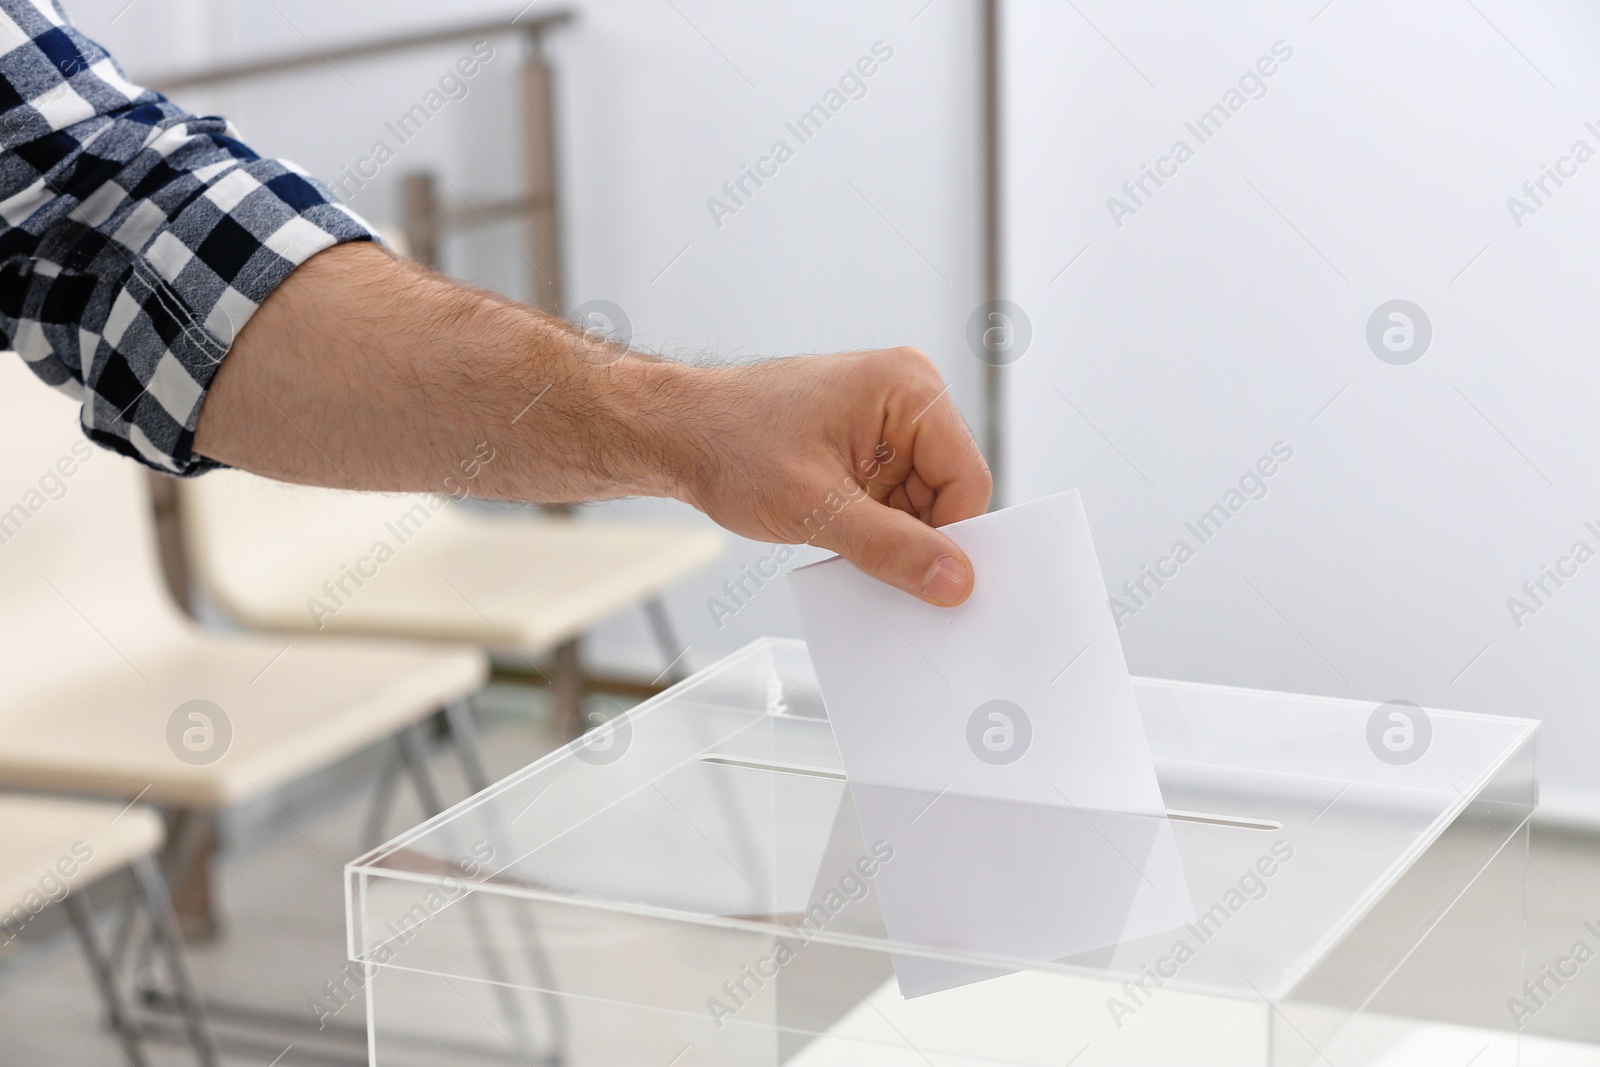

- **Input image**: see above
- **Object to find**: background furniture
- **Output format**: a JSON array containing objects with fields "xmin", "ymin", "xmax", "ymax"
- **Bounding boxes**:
[
  {"xmin": 173, "ymin": 469, "xmax": 722, "ymax": 738},
  {"xmin": 145, "ymin": 10, "xmax": 723, "ymax": 738},
  {"xmin": 0, "ymin": 356, "xmax": 502, "ymax": 1056},
  {"xmin": 0, "ymin": 795, "xmax": 217, "ymax": 1066}
]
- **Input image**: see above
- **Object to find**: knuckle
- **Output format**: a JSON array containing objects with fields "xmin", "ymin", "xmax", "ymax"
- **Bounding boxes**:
[
  {"xmin": 893, "ymin": 345, "xmax": 936, "ymax": 373},
  {"xmin": 973, "ymin": 458, "xmax": 995, "ymax": 496},
  {"xmin": 865, "ymin": 348, "xmax": 945, "ymax": 411},
  {"xmin": 863, "ymin": 346, "xmax": 932, "ymax": 376}
]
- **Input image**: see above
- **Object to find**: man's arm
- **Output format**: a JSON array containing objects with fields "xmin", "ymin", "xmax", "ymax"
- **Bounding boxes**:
[
  {"xmin": 0, "ymin": 0, "xmax": 377, "ymax": 473},
  {"xmin": 196, "ymin": 243, "xmax": 991, "ymax": 607},
  {"xmin": 0, "ymin": 3, "xmax": 988, "ymax": 606}
]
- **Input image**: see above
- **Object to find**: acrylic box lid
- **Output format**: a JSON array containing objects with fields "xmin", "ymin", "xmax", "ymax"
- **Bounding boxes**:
[{"xmin": 346, "ymin": 637, "xmax": 1538, "ymax": 1004}]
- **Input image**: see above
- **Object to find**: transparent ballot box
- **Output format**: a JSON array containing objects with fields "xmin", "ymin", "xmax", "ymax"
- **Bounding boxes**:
[{"xmin": 347, "ymin": 638, "xmax": 1540, "ymax": 1066}]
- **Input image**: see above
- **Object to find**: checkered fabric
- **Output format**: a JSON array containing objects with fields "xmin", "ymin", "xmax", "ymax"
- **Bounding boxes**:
[{"xmin": 0, "ymin": 0, "xmax": 378, "ymax": 474}]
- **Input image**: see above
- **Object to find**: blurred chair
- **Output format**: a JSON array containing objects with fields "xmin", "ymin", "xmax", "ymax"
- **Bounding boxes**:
[
  {"xmin": 172, "ymin": 470, "xmax": 723, "ymax": 737},
  {"xmin": 0, "ymin": 795, "xmax": 218, "ymax": 1066},
  {"xmin": 144, "ymin": 14, "xmax": 722, "ymax": 742},
  {"xmin": 0, "ymin": 357, "xmax": 487, "ymax": 939}
]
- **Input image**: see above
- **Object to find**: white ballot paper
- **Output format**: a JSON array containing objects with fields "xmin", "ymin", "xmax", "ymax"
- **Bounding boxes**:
[{"xmin": 788, "ymin": 491, "xmax": 1192, "ymax": 996}]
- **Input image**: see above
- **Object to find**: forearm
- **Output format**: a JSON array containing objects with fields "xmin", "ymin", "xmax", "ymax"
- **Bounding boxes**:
[
  {"xmin": 198, "ymin": 241, "xmax": 989, "ymax": 607},
  {"xmin": 194, "ymin": 242, "xmax": 701, "ymax": 504},
  {"xmin": 4, "ymin": 1, "xmax": 986, "ymax": 606}
]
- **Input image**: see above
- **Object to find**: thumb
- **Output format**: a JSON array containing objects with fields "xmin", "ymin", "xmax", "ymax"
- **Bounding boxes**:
[{"xmin": 816, "ymin": 495, "xmax": 975, "ymax": 607}]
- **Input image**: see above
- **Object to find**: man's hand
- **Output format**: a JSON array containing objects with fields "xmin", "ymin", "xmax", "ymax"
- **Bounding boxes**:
[
  {"xmin": 196, "ymin": 243, "xmax": 990, "ymax": 607},
  {"xmin": 667, "ymin": 350, "xmax": 990, "ymax": 606}
]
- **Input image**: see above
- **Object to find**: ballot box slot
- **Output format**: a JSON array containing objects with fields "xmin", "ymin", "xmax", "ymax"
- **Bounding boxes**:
[
  {"xmin": 699, "ymin": 754, "xmax": 847, "ymax": 780},
  {"xmin": 699, "ymin": 755, "xmax": 1281, "ymax": 830},
  {"xmin": 1164, "ymin": 808, "xmax": 1281, "ymax": 831}
]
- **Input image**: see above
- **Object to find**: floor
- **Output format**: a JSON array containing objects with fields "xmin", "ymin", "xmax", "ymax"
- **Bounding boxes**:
[{"xmin": 0, "ymin": 681, "xmax": 1597, "ymax": 1066}]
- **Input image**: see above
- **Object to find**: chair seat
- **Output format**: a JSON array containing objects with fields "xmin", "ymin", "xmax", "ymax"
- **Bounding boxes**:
[
  {"xmin": 196, "ymin": 509, "xmax": 724, "ymax": 651},
  {"xmin": 0, "ymin": 630, "xmax": 485, "ymax": 808},
  {"xmin": 0, "ymin": 796, "xmax": 163, "ymax": 913}
]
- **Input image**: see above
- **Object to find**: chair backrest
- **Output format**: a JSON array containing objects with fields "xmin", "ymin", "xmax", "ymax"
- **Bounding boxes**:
[{"xmin": 0, "ymin": 357, "xmax": 188, "ymax": 704}]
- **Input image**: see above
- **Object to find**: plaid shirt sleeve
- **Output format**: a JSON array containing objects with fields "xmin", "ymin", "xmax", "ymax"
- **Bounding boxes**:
[{"xmin": 0, "ymin": 0, "xmax": 379, "ymax": 474}]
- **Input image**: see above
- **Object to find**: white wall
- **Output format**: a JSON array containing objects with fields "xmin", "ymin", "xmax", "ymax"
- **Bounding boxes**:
[
  {"xmin": 67, "ymin": 0, "xmax": 986, "ymax": 676},
  {"xmin": 1002, "ymin": 0, "xmax": 1600, "ymax": 816},
  {"xmin": 75, "ymin": 0, "xmax": 1600, "ymax": 816}
]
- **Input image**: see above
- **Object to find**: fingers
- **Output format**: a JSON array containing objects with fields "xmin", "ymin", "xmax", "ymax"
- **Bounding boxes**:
[
  {"xmin": 817, "ymin": 494, "xmax": 975, "ymax": 607},
  {"xmin": 910, "ymin": 394, "xmax": 992, "ymax": 527},
  {"xmin": 862, "ymin": 349, "xmax": 991, "ymax": 527},
  {"xmin": 810, "ymin": 349, "xmax": 989, "ymax": 607}
]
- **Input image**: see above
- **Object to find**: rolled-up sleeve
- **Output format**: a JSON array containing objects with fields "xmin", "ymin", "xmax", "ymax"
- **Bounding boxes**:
[{"xmin": 0, "ymin": 0, "xmax": 379, "ymax": 474}]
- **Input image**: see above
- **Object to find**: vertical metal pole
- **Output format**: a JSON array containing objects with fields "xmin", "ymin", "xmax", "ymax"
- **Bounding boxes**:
[
  {"xmin": 981, "ymin": 0, "xmax": 1004, "ymax": 507},
  {"xmin": 162, "ymin": 809, "xmax": 219, "ymax": 943},
  {"xmin": 522, "ymin": 31, "xmax": 565, "ymax": 314},
  {"xmin": 550, "ymin": 640, "xmax": 584, "ymax": 740},
  {"xmin": 400, "ymin": 170, "xmax": 443, "ymax": 269},
  {"xmin": 146, "ymin": 472, "xmax": 195, "ymax": 617}
]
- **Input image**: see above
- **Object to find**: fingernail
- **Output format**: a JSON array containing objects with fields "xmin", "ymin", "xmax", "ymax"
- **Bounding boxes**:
[{"xmin": 922, "ymin": 555, "xmax": 970, "ymax": 606}]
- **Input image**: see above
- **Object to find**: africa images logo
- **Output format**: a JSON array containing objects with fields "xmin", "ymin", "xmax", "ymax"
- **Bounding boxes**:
[
  {"xmin": 967, "ymin": 699, "xmax": 1032, "ymax": 765},
  {"xmin": 166, "ymin": 700, "xmax": 231, "ymax": 766},
  {"xmin": 1366, "ymin": 699, "xmax": 1432, "ymax": 765},
  {"xmin": 1366, "ymin": 300, "xmax": 1431, "ymax": 366}
]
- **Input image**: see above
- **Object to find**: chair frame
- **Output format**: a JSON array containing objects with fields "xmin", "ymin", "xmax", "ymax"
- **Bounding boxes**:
[
  {"xmin": 42, "ymin": 839, "xmax": 220, "ymax": 1066},
  {"xmin": 117, "ymin": 697, "xmax": 571, "ymax": 1066}
]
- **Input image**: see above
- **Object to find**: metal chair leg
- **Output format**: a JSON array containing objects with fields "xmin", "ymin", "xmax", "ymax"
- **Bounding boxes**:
[
  {"xmin": 550, "ymin": 639, "xmax": 585, "ymax": 739},
  {"xmin": 117, "ymin": 809, "xmax": 209, "ymax": 986},
  {"xmin": 643, "ymin": 595, "xmax": 689, "ymax": 684},
  {"xmin": 362, "ymin": 742, "xmax": 405, "ymax": 848},
  {"xmin": 108, "ymin": 880, "xmax": 147, "ymax": 981},
  {"xmin": 442, "ymin": 698, "xmax": 491, "ymax": 794},
  {"xmin": 394, "ymin": 723, "xmax": 447, "ymax": 817},
  {"xmin": 63, "ymin": 889, "xmax": 152, "ymax": 1067},
  {"xmin": 394, "ymin": 719, "xmax": 546, "ymax": 1058},
  {"xmin": 442, "ymin": 700, "xmax": 571, "ymax": 1060},
  {"xmin": 165, "ymin": 809, "xmax": 220, "ymax": 942},
  {"xmin": 131, "ymin": 855, "xmax": 220, "ymax": 1067}
]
